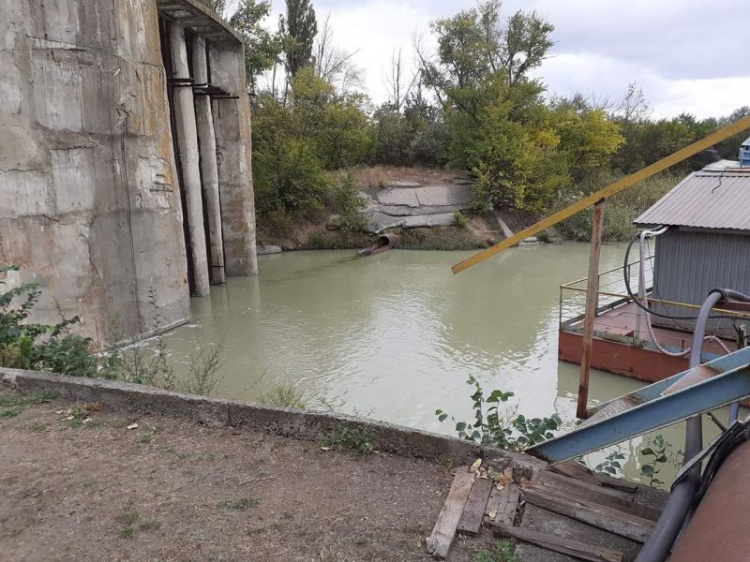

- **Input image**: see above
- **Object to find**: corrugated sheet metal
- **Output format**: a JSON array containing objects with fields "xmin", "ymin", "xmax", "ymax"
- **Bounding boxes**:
[
  {"xmin": 634, "ymin": 172, "xmax": 750, "ymax": 231},
  {"xmin": 651, "ymin": 230, "xmax": 750, "ymax": 334}
]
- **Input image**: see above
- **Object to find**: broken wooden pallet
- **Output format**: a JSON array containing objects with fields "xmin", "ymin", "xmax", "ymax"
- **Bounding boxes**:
[
  {"xmin": 549, "ymin": 460, "xmax": 638, "ymax": 493},
  {"xmin": 534, "ymin": 471, "xmax": 660, "ymax": 521},
  {"xmin": 457, "ymin": 477, "xmax": 493, "ymax": 535},
  {"xmin": 492, "ymin": 523, "xmax": 624, "ymax": 562},
  {"xmin": 523, "ymin": 485, "xmax": 655, "ymax": 542},
  {"xmin": 484, "ymin": 487, "xmax": 520, "ymax": 526}
]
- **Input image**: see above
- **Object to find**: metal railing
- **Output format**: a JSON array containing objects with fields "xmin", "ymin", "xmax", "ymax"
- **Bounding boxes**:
[{"xmin": 559, "ymin": 259, "xmax": 750, "ymax": 351}]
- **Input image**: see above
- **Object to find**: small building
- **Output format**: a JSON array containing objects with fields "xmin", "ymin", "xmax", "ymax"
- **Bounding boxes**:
[
  {"xmin": 634, "ymin": 158, "xmax": 750, "ymax": 331},
  {"xmin": 0, "ymin": 0, "xmax": 258, "ymax": 346}
]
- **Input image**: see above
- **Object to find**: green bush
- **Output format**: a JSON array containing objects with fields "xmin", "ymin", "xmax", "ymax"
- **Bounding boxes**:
[
  {"xmin": 436, "ymin": 375, "xmax": 561, "ymax": 451},
  {"xmin": 0, "ymin": 266, "xmax": 98, "ymax": 376},
  {"xmin": 555, "ymin": 171, "xmax": 677, "ymax": 241}
]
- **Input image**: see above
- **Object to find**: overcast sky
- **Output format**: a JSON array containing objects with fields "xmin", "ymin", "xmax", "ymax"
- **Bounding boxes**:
[{"xmin": 262, "ymin": 0, "xmax": 749, "ymax": 119}]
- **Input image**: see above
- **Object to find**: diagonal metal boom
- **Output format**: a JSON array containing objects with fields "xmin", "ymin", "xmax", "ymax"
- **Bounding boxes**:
[{"xmin": 527, "ymin": 347, "xmax": 750, "ymax": 464}]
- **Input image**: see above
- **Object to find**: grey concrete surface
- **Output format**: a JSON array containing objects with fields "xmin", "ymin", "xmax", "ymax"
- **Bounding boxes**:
[
  {"xmin": 0, "ymin": 0, "xmax": 258, "ymax": 346},
  {"xmin": 0, "ymin": 0, "xmax": 189, "ymax": 346},
  {"xmin": 362, "ymin": 183, "xmax": 475, "ymax": 233}
]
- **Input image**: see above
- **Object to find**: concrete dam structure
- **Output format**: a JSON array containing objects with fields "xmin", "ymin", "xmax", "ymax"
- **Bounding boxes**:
[{"xmin": 0, "ymin": 0, "xmax": 257, "ymax": 346}]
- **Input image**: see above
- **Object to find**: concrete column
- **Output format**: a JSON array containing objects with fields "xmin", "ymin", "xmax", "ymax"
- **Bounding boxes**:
[
  {"xmin": 168, "ymin": 21, "xmax": 210, "ymax": 296},
  {"xmin": 192, "ymin": 36, "xmax": 225, "ymax": 285},
  {"xmin": 209, "ymin": 42, "xmax": 258, "ymax": 276}
]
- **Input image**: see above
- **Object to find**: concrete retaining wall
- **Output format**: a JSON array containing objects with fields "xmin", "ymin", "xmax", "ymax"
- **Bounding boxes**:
[
  {"xmin": 1, "ymin": 367, "xmax": 544, "ymax": 475},
  {"xmin": 0, "ymin": 0, "xmax": 189, "ymax": 346}
]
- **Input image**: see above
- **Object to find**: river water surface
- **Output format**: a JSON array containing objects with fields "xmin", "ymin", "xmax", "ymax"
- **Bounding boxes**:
[{"xmin": 164, "ymin": 244, "xmax": 725, "ymax": 484}]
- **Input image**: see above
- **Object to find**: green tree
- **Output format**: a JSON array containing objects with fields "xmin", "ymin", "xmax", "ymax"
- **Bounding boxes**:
[
  {"xmin": 551, "ymin": 96, "xmax": 623, "ymax": 181},
  {"xmin": 230, "ymin": 0, "xmax": 283, "ymax": 94},
  {"xmin": 280, "ymin": 0, "xmax": 317, "ymax": 78}
]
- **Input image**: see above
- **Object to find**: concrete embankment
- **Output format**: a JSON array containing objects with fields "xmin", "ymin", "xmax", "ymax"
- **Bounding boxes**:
[{"xmin": 0, "ymin": 367, "xmax": 542, "ymax": 474}]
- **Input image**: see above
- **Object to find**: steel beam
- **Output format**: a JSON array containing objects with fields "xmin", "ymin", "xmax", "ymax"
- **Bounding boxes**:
[{"xmin": 528, "ymin": 348, "xmax": 750, "ymax": 463}]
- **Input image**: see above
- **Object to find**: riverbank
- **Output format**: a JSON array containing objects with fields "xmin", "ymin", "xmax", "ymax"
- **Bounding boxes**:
[{"xmin": 255, "ymin": 166, "xmax": 677, "ymax": 252}]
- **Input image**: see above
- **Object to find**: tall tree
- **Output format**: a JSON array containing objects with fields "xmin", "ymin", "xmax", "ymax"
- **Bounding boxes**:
[
  {"xmin": 229, "ymin": 0, "xmax": 282, "ymax": 95},
  {"xmin": 280, "ymin": 0, "xmax": 318, "ymax": 78}
]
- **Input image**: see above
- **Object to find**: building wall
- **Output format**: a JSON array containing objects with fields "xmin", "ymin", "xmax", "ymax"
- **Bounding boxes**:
[
  {"xmin": 652, "ymin": 228, "xmax": 750, "ymax": 332},
  {"xmin": 0, "ymin": 0, "xmax": 189, "ymax": 345}
]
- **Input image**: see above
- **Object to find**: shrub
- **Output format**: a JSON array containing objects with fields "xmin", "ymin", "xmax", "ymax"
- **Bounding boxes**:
[
  {"xmin": 0, "ymin": 266, "xmax": 98, "ymax": 376},
  {"xmin": 436, "ymin": 375, "xmax": 561, "ymax": 451}
]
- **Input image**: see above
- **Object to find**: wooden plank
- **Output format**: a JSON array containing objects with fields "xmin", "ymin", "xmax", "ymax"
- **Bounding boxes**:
[
  {"xmin": 495, "ymin": 487, "xmax": 520, "ymax": 525},
  {"xmin": 596, "ymin": 473, "xmax": 639, "ymax": 493},
  {"xmin": 485, "ymin": 487, "xmax": 520, "ymax": 525},
  {"xmin": 548, "ymin": 461, "xmax": 601, "ymax": 486},
  {"xmin": 535, "ymin": 470, "xmax": 629, "ymax": 500},
  {"xmin": 492, "ymin": 523, "xmax": 624, "ymax": 562},
  {"xmin": 530, "ymin": 480, "xmax": 660, "ymax": 522},
  {"xmin": 523, "ymin": 487, "xmax": 654, "ymax": 543},
  {"xmin": 578, "ymin": 200, "xmax": 604, "ymax": 419},
  {"xmin": 427, "ymin": 468, "xmax": 475, "ymax": 559},
  {"xmin": 452, "ymin": 114, "xmax": 750, "ymax": 274},
  {"xmin": 457, "ymin": 478, "xmax": 493, "ymax": 535}
]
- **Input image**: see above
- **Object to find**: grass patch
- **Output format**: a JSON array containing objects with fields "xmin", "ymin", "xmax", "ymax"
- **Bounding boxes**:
[
  {"xmin": 260, "ymin": 383, "xmax": 307, "ymax": 410},
  {"xmin": 0, "ymin": 391, "xmax": 57, "ymax": 419},
  {"xmin": 473, "ymin": 541, "xmax": 517, "ymax": 562},
  {"xmin": 218, "ymin": 498, "xmax": 260, "ymax": 510},
  {"xmin": 119, "ymin": 527, "xmax": 135, "ymax": 539},
  {"xmin": 116, "ymin": 512, "xmax": 140, "ymax": 526},
  {"xmin": 323, "ymin": 425, "xmax": 375, "ymax": 456}
]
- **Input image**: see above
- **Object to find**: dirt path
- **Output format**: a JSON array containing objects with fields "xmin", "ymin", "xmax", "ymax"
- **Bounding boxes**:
[{"xmin": 0, "ymin": 389, "xmax": 494, "ymax": 562}]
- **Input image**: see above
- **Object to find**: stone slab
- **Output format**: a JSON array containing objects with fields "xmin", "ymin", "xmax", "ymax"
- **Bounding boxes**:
[
  {"xmin": 375, "ymin": 189, "xmax": 420, "ymax": 207},
  {"xmin": 415, "ymin": 185, "xmax": 474, "ymax": 206},
  {"xmin": 257, "ymin": 245, "xmax": 282, "ymax": 255}
]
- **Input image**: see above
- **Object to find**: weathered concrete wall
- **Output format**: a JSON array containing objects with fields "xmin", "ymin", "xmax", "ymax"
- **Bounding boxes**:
[
  {"xmin": 0, "ymin": 366, "xmax": 545, "ymax": 476},
  {"xmin": 0, "ymin": 0, "xmax": 189, "ymax": 345},
  {"xmin": 209, "ymin": 43, "xmax": 258, "ymax": 276}
]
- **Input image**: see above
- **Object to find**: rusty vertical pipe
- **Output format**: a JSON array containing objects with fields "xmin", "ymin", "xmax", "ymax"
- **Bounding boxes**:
[
  {"xmin": 192, "ymin": 35, "xmax": 225, "ymax": 285},
  {"xmin": 577, "ymin": 200, "xmax": 604, "ymax": 419}
]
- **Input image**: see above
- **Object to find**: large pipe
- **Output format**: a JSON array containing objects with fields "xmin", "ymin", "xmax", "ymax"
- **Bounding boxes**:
[
  {"xmin": 192, "ymin": 35, "xmax": 225, "ymax": 286},
  {"xmin": 635, "ymin": 290, "xmax": 722, "ymax": 562},
  {"xmin": 168, "ymin": 22, "xmax": 210, "ymax": 296},
  {"xmin": 668, "ymin": 439, "xmax": 750, "ymax": 561}
]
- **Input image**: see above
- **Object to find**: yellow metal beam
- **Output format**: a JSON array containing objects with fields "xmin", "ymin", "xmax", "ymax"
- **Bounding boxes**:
[{"xmin": 452, "ymin": 114, "xmax": 750, "ymax": 275}]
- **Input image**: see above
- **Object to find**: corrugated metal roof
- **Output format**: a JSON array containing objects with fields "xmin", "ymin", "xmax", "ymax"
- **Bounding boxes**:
[{"xmin": 634, "ymin": 171, "xmax": 750, "ymax": 231}]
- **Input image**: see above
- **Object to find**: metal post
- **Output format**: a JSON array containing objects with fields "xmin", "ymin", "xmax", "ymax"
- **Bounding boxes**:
[{"xmin": 577, "ymin": 200, "xmax": 604, "ymax": 419}]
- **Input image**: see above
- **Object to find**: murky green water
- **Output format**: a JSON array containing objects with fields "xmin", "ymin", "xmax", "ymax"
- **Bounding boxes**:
[{"xmin": 164, "ymin": 244, "xmax": 727, "ymax": 484}]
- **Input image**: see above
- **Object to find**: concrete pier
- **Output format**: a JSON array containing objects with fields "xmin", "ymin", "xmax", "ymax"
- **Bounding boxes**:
[
  {"xmin": 192, "ymin": 36, "xmax": 225, "ymax": 285},
  {"xmin": 168, "ymin": 21, "xmax": 210, "ymax": 296},
  {"xmin": 209, "ymin": 44, "xmax": 259, "ymax": 276}
]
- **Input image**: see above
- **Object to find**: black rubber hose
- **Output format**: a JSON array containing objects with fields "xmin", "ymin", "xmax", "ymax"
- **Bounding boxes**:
[
  {"xmin": 635, "ymin": 290, "xmax": 723, "ymax": 562},
  {"xmin": 623, "ymin": 233, "xmax": 738, "ymax": 321}
]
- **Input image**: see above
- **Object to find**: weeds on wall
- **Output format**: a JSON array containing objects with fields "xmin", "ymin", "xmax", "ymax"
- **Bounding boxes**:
[
  {"xmin": 0, "ymin": 268, "xmax": 223, "ymax": 397},
  {"xmin": 436, "ymin": 375, "xmax": 562, "ymax": 451}
]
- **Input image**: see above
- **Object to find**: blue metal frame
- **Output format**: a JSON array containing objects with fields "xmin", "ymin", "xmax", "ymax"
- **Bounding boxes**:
[{"xmin": 528, "ymin": 347, "xmax": 750, "ymax": 463}]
